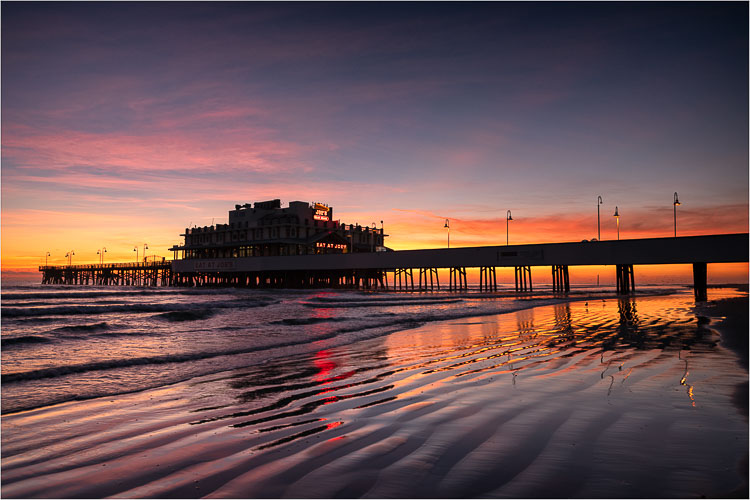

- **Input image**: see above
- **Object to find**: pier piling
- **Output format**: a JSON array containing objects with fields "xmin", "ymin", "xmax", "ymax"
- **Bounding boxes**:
[
  {"xmin": 514, "ymin": 266, "xmax": 532, "ymax": 292},
  {"xmin": 552, "ymin": 265, "xmax": 570, "ymax": 293},
  {"xmin": 692, "ymin": 262, "xmax": 708, "ymax": 301}
]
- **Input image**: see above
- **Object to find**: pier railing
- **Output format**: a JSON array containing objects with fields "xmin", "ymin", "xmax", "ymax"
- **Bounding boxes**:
[{"xmin": 39, "ymin": 260, "xmax": 171, "ymax": 271}]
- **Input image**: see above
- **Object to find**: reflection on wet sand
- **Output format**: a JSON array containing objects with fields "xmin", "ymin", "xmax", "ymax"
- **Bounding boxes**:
[
  {"xmin": 2, "ymin": 291, "xmax": 747, "ymax": 498},
  {"xmin": 182, "ymin": 293, "xmax": 743, "ymax": 469}
]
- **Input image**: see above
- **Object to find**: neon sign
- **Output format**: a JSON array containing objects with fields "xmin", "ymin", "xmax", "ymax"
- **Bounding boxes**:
[
  {"xmin": 312, "ymin": 203, "xmax": 330, "ymax": 221},
  {"xmin": 316, "ymin": 243, "xmax": 346, "ymax": 250}
]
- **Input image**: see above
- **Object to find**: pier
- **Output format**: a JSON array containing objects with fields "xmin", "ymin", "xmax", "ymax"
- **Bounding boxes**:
[
  {"xmin": 41, "ymin": 233, "xmax": 747, "ymax": 299},
  {"xmin": 40, "ymin": 260, "xmax": 173, "ymax": 287}
]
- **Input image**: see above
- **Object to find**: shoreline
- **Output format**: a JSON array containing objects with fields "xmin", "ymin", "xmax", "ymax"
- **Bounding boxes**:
[{"xmin": 2, "ymin": 288, "xmax": 748, "ymax": 498}]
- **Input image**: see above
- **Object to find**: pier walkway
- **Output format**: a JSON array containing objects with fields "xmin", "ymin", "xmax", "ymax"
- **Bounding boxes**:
[
  {"xmin": 40, "ymin": 260, "xmax": 172, "ymax": 287},
  {"xmin": 40, "ymin": 233, "xmax": 748, "ymax": 300}
]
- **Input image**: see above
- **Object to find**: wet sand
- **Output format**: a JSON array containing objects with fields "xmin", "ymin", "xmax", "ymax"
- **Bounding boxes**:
[{"xmin": 2, "ymin": 290, "xmax": 747, "ymax": 498}]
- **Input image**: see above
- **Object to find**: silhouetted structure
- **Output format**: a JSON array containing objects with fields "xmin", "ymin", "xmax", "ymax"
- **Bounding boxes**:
[
  {"xmin": 169, "ymin": 199, "xmax": 386, "ymax": 259},
  {"xmin": 40, "ymin": 220, "xmax": 748, "ymax": 301}
]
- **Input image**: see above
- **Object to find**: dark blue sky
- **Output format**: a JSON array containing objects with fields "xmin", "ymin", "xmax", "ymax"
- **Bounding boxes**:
[{"xmin": 2, "ymin": 2, "xmax": 747, "ymax": 265}]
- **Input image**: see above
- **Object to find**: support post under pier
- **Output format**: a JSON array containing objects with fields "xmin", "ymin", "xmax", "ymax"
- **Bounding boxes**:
[
  {"xmin": 616, "ymin": 264, "xmax": 635, "ymax": 295},
  {"xmin": 514, "ymin": 266, "xmax": 532, "ymax": 292},
  {"xmin": 692, "ymin": 262, "xmax": 708, "ymax": 302},
  {"xmin": 449, "ymin": 267, "xmax": 467, "ymax": 291},
  {"xmin": 551, "ymin": 265, "xmax": 570, "ymax": 293},
  {"xmin": 419, "ymin": 268, "xmax": 439, "ymax": 291},
  {"xmin": 479, "ymin": 266, "xmax": 497, "ymax": 291}
]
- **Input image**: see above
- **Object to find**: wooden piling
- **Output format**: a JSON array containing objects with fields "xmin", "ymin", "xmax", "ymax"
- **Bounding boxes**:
[
  {"xmin": 692, "ymin": 262, "xmax": 707, "ymax": 301},
  {"xmin": 514, "ymin": 266, "xmax": 532, "ymax": 292},
  {"xmin": 616, "ymin": 264, "xmax": 635, "ymax": 294}
]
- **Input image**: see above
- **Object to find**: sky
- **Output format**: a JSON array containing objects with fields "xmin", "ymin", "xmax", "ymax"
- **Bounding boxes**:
[{"xmin": 2, "ymin": 2, "xmax": 748, "ymax": 280}]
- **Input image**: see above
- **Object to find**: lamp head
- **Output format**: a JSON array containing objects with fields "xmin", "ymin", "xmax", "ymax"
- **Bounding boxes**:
[
  {"xmin": 613, "ymin": 207, "xmax": 619, "ymax": 217},
  {"xmin": 444, "ymin": 219, "xmax": 449, "ymax": 228},
  {"xmin": 598, "ymin": 195, "xmax": 603, "ymax": 204},
  {"xmin": 674, "ymin": 192, "xmax": 680, "ymax": 206}
]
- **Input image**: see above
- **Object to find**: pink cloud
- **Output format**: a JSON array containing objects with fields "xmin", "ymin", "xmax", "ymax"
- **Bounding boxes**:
[
  {"xmin": 3, "ymin": 124, "xmax": 304, "ymax": 173},
  {"xmin": 386, "ymin": 204, "xmax": 748, "ymax": 250}
]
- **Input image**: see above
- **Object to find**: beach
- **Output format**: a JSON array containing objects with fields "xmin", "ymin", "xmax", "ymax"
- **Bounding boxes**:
[{"xmin": 2, "ymin": 287, "xmax": 747, "ymax": 498}]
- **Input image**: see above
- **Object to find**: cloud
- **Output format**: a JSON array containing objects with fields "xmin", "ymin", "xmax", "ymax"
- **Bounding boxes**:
[{"xmin": 384, "ymin": 204, "xmax": 748, "ymax": 250}]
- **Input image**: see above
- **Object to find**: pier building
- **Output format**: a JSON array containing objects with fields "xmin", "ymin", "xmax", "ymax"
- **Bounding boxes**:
[{"xmin": 168, "ymin": 199, "xmax": 387, "ymax": 260}]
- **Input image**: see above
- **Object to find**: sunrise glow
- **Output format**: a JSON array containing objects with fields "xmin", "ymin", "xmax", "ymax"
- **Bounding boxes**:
[{"xmin": 2, "ymin": 3, "xmax": 747, "ymax": 282}]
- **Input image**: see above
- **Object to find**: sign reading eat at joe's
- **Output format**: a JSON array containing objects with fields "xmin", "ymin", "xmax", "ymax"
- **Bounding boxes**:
[{"xmin": 313, "ymin": 203, "xmax": 330, "ymax": 221}]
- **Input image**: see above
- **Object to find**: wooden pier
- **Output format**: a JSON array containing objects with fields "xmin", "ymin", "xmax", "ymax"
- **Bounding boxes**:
[
  {"xmin": 40, "ymin": 261, "xmax": 174, "ymax": 287},
  {"xmin": 40, "ymin": 233, "xmax": 748, "ymax": 299}
]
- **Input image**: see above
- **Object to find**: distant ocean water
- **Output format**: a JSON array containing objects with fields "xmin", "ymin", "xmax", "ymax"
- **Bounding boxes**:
[{"xmin": 0, "ymin": 279, "xmax": 687, "ymax": 414}]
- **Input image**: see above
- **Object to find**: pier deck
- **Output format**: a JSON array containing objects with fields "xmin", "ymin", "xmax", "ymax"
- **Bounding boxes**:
[{"xmin": 41, "ymin": 233, "xmax": 748, "ymax": 298}]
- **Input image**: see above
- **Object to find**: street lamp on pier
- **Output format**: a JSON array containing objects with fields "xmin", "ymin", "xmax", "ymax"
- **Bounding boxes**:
[
  {"xmin": 143, "ymin": 244, "xmax": 148, "ymax": 263},
  {"xmin": 45, "ymin": 252, "xmax": 50, "ymax": 267},
  {"xmin": 134, "ymin": 246, "xmax": 138, "ymax": 263},
  {"xmin": 65, "ymin": 251, "xmax": 75, "ymax": 265},
  {"xmin": 597, "ymin": 195, "xmax": 603, "ymax": 241},
  {"xmin": 506, "ymin": 210, "xmax": 513, "ymax": 246},
  {"xmin": 613, "ymin": 207, "xmax": 620, "ymax": 240},
  {"xmin": 444, "ymin": 219, "xmax": 450, "ymax": 248},
  {"xmin": 97, "ymin": 247, "xmax": 107, "ymax": 265},
  {"xmin": 673, "ymin": 192, "xmax": 680, "ymax": 238}
]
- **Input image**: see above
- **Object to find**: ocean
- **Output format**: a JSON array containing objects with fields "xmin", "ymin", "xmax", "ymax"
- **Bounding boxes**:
[{"xmin": 1, "ymin": 280, "xmax": 683, "ymax": 415}]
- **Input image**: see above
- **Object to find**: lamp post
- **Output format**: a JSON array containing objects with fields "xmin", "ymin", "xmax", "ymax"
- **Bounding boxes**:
[
  {"xmin": 506, "ymin": 210, "xmax": 513, "ymax": 246},
  {"xmin": 613, "ymin": 206, "xmax": 620, "ymax": 240},
  {"xmin": 371, "ymin": 222, "xmax": 376, "ymax": 252},
  {"xmin": 65, "ymin": 251, "xmax": 75, "ymax": 265},
  {"xmin": 143, "ymin": 243, "xmax": 148, "ymax": 263},
  {"xmin": 97, "ymin": 247, "xmax": 107, "ymax": 264},
  {"xmin": 45, "ymin": 252, "xmax": 50, "ymax": 266},
  {"xmin": 444, "ymin": 219, "xmax": 450, "ymax": 248},
  {"xmin": 597, "ymin": 195, "xmax": 603, "ymax": 241},
  {"xmin": 134, "ymin": 246, "xmax": 138, "ymax": 263},
  {"xmin": 673, "ymin": 192, "xmax": 680, "ymax": 238}
]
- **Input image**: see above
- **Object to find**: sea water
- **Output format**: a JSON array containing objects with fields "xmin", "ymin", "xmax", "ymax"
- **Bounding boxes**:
[{"xmin": 0, "ymin": 279, "xmax": 700, "ymax": 414}]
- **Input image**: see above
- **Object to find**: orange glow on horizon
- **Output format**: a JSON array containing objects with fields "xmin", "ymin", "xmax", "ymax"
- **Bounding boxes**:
[{"xmin": 2, "ymin": 202, "xmax": 747, "ymax": 285}]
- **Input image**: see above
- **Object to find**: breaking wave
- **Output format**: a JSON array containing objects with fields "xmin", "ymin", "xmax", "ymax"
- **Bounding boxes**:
[
  {"xmin": 153, "ymin": 309, "xmax": 217, "ymax": 322},
  {"xmin": 51, "ymin": 322, "xmax": 110, "ymax": 333},
  {"xmin": 301, "ymin": 298, "xmax": 465, "ymax": 308},
  {"xmin": 1, "ymin": 335, "xmax": 53, "ymax": 347},
  {"xmin": 1, "ymin": 299, "xmax": 276, "ymax": 318}
]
